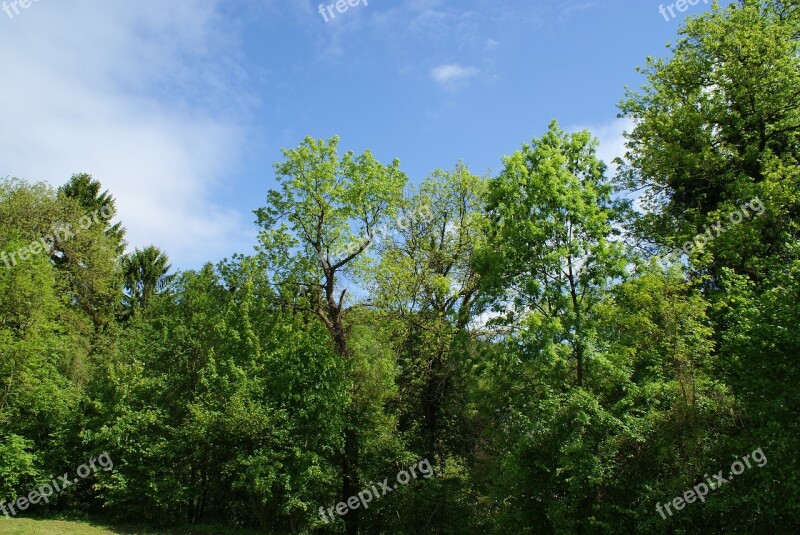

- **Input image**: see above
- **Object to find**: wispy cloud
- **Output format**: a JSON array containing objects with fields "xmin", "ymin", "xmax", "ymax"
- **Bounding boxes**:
[
  {"xmin": 0, "ymin": 0, "xmax": 255, "ymax": 268},
  {"xmin": 430, "ymin": 64, "xmax": 480, "ymax": 90},
  {"xmin": 561, "ymin": 1, "xmax": 596, "ymax": 16}
]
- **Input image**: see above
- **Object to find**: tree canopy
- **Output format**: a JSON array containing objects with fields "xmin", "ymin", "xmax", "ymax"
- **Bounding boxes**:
[{"xmin": 1, "ymin": 1, "xmax": 798, "ymax": 533}]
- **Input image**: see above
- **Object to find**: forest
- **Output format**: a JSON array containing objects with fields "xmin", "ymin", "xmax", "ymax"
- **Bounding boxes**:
[{"xmin": 1, "ymin": 1, "xmax": 799, "ymax": 533}]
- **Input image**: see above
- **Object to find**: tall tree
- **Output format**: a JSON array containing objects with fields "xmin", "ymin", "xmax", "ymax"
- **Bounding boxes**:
[
  {"xmin": 478, "ymin": 121, "xmax": 628, "ymax": 387},
  {"xmin": 618, "ymin": 0, "xmax": 800, "ymax": 280},
  {"xmin": 255, "ymin": 136, "xmax": 407, "ymax": 534},
  {"xmin": 58, "ymin": 173, "xmax": 126, "ymax": 255},
  {"xmin": 618, "ymin": 2, "xmax": 800, "ymax": 530},
  {"xmin": 55, "ymin": 173, "xmax": 126, "ymax": 329},
  {"xmin": 371, "ymin": 164, "xmax": 486, "ymax": 458},
  {"xmin": 0, "ymin": 179, "xmax": 93, "ymax": 506}
]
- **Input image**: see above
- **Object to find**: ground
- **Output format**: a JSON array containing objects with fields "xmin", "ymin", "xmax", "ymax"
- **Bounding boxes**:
[{"xmin": 0, "ymin": 518, "xmax": 261, "ymax": 535}]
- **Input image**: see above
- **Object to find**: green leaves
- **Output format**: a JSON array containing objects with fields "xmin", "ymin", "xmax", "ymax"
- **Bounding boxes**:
[
  {"xmin": 479, "ymin": 120, "xmax": 627, "ymax": 388},
  {"xmin": 0, "ymin": 435, "xmax": 39, "ymax": 503},
  {"xmin": 619, "ymin": 0, "xmax": 800, "ymax": 279},
  {"xmin": 121, "ymin": 246, "xmax": 173, "ymax": 314},
  {"xmin": 256, "ymin": 136, "xmax": 407, "ymax": 287},
  {"xmin": 2, "ymin": 5, "xmax": 800, "ymax": 529}
]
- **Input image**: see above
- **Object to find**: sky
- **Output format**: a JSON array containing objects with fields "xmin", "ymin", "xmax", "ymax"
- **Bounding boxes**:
[{"xmin": 0, "ymin": 0, "xmax": 733, "ymax": 270}]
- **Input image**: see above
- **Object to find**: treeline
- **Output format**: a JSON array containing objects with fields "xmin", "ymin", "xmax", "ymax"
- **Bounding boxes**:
[{"xmin": 1, "ymin": 1, "xmax": 799, "ymax": 533}]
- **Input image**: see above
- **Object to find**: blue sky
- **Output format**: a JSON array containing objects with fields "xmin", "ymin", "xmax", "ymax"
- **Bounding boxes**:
[{"xmin": 0, "ymin": 0, "xmax": 732, "ymax": 269}]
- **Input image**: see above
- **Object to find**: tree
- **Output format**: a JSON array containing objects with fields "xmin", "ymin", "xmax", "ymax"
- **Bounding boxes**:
[
  {"xmin": 121, "ymin": 246, "xmax": 173, "ymax": 313},
  {"xmin": 85, "ymin": 261, "xmax": 347, "ymax": 531},
  {"xmin": 255, "ymin": 136, "xmax": 407, "ymax": 534},
  {"xmin": 1, "ymin": 176, "xmax": 121, "ymax": 331},
  {"xmin": 371, "ymin": 164, "xmax": 486, "ymax": 456},
  {"xmin": 478, "ymin": 120, "xmax": 628, "ymax": 387},
  {"xmin": 367, "ymin": 164, "xmax": 488, "ymax": 532},
  {"xmin": 616, "ymin": 2, "xmax": 800, "ymax": 529},
  {"xmin": 58, "ymin": 173, "xmax": 126, "ymax": 255},
  {"xmin": 714, "ymin": 257, "xmax": 800, "ymax": 530},
  {"xmin": 0, "ymin": 179, "xmax": 93, "ymax": 505},
  {"xmin": 618, "ymin": 0, "xmax": 800, "ymax": 281}
]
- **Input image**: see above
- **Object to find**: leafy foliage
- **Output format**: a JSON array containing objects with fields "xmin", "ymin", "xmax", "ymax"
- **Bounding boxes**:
[{"xmin": 1, "ymin": 2, "xmax": 799, "ymax": 533}]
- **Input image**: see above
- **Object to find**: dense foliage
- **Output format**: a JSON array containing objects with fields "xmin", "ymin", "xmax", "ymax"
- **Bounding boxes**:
[{"xmin": 1, "ymin": 1, "xmax": 798, "ymax": 533}]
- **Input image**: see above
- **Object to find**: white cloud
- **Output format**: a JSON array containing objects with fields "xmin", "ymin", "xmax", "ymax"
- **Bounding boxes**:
[
  {"xmin": 569, "ymin": 117, "xmax": 645, "ymax": 211},
  {"xmin": 569, "ymin": 117, "xmax": 633, "ymax": 175},
  {"xmin": 0, "ymin": 0, "xmax": 255, "ymax": 269},
  {"xmin": 430, "ymin": 64, "xmax": 480, "ymax": 90}
]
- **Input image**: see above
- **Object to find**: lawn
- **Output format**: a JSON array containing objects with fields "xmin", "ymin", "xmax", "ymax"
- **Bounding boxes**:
[{"xmin": 0, "ymin": 518, "xmax": 261, "ymax": 535}]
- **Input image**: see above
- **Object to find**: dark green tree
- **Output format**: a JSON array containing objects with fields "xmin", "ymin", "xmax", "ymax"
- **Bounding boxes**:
[
  {"xmin": 58, "ymin": 173, "xmax": 126, "ymax": 255},
  {"xmin": 121, "ymin": 246, "xmax": 173, "ymax": 313},
  {"xmin": 618, "ymin": 0, "xmax": 800, "ymax": 281}
]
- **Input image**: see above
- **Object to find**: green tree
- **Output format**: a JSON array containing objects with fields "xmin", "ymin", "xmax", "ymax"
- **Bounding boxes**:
[
  {"xmin": 121, "ymin": 246, "xmax": 173, "ymax": 314},
  {"xmin": 85, "ymin": 260, "xmax": 347, "ymax": 530},
  {"xmin": 713, "ymin": 258, "xmax": 800, "ymax": 530},
  {"xmin": 367, "ymin": 164, "xmax": 488, "ymax": 533},
  {"xmin": 255, "ymin": 136, "xmax": 407, "ymax": 534},
  {"xmin": 618, "ymin": 0, "xmax": 800, "ymax": 281},
  {"xmin": 370, "ymin": 165, "xmax": 485, "ymax": 453},
  {"xmin": 471, "ymin": 122, "xmax": 633, "ymax": 532},
  {"xmin": 618, "ymin": 2, "xmax": 800, "ymax": 529},
  {"xmin": 0, "ymin": 179, "xmax": 93, "ymax": 507},
  {"xmin": 478, "ymin": 121, "xmax": 628, "ymax": 387},
  {"xmin": 59, "ymin": 173, "xmax": 126, "ymax": 255}
]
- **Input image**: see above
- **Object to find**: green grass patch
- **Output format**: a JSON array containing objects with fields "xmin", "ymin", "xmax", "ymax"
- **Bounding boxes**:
[{"xmin": 0, "ymin": 517, "xmax": 261, "ymax": 535}]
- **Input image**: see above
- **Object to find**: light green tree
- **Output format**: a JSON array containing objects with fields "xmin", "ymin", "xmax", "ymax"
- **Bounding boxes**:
[
  {"xmin": 479, "ymin": 120, "xmax": 628, "ymax": 387},
  {"xmin": 255, "ymin": 136, "xmax": 406, "ymax": 535}
]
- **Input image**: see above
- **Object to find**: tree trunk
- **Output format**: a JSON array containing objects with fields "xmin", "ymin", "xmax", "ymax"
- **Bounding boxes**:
[
  {"xmin": 342, "ymin": 426, "xmax": 360, "ymax": 534},
  {"xmin": 567, "ymin": 253, "xmax": 584, "ymax": 387},
  {"xmin": 326, "ymin": 304, "xmax": 361, "ymax": 534}
]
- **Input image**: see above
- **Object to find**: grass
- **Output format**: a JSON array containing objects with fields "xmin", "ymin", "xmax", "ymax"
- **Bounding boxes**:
[{"xmin": 0, "ymin": 517, "xmax": 262, "ymax": 535}]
